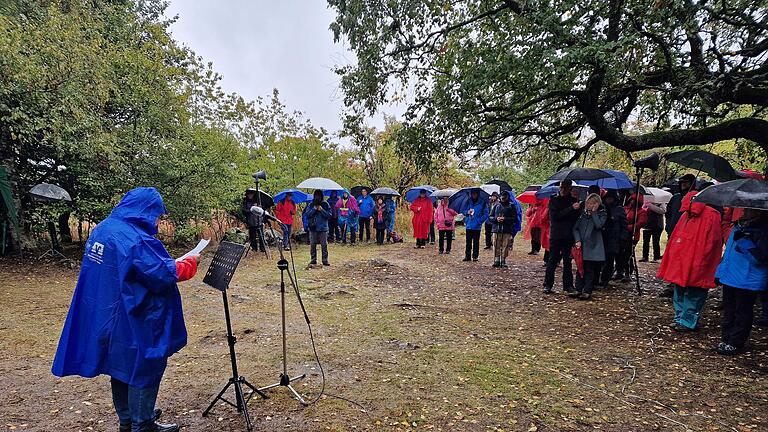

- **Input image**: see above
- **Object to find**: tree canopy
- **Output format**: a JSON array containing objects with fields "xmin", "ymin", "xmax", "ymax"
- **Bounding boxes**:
[{"xmin": 329, "ymin": 0, "xmax": 768, "ymax": 168}]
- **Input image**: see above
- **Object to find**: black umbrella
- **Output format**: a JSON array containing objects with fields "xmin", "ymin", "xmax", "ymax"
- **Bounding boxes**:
[
  {"xmin": 30, "ymin": 183, "xmax": 72, "ymax": 202},
  {"xmin": 548, "ymin": 167, "xmax": 612, "ymax": 181},
  {"xmin": 692, "ymin": 179, "xmax": 768, "ymax": 210},
  {"xmin": 485, "ymin": 179, "xmax": 513, "ymax": 192},
  {"xmin": 350, "ymin": 185, "xmax": 371, "ymax": 198},
  {"xmin": 524, "ymin": 185, "xmax": 542, "ymax": 192},
  {"xmin": 370, "ymin": 187, "xmax": 401, "ymax": 197},
  {"xmin": 245, "ymin": 188, "xmax": 274, "ymax": 209},
  {"xmin": 665, "ymin": 150, "xmax": 739, "ymax": 182}
]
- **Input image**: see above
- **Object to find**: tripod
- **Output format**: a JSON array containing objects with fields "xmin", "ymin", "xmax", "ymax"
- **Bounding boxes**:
[
  {"xmin": 202, "ymin": 242, "xmax": 268, "ymax": 431},
  {"xmin": 630, "ymin": 167, "xmax": 644, "ymax": 296},
  {"xmin": 257, "ymin": 223, "xmax": 308, "ymax": 405}
]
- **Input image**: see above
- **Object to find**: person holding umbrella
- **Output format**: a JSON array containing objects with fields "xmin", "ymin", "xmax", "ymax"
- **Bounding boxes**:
[
  {"xmin": 434, "ymin": 196, "xmax": 458, "ymax": 254},
  {"xmin": 385, "ymin": 195, "xmax": 397, "ymax": 241},
  {"xmin": 657, "ymin": 191, "xmax": 724, "ymax": 332},
  {"xmin": 714, "ymin": 209, "xmax": 768, "ymax": 355},
  {"xmin": 598, "ymin": 190, "xmax": 628, "ymax": 287},
  {"xmin": 410, "ymin": 190, "xmax": 434, "ymax": 248},
  {"xmin": 357, "ymin": 187, "xmax": 375, "ymax": 242},
  {"xmin": 334, "ymin": 191, "xmax": 360, "ymax": 245},
  {"xmin": 526, "ymin": 199, "xmax": 546, "ymax": 255},
  {"xmin": 307, "ymin": 189, "xmax": 332, "ymax": 266},
  {"xmin": 491, "ymin": 190, "xmax": 518, "ymax": 268},
  {"xmin": 484, "ymin": 192, "xmax": 499, "ymax": 250},
  {"xmin": 462, "ymin": 189, "xmax": 489, "ymax": 261},
  {"xmin": 543, "ymin": 180, "xmax": 580, "ymax": 293},
  {"xmin": 570, "ymin": 193, "xmax": 608, "ymax": 300},
  {"xmin": 327, "ymin": 190, "xmax": 341, "ymax": 243},
  {"xmin": 275, "ymin": 192, "xmax": 297, "ymax": 250},
  {"xmin": 372, "ymin": 196, "xmax": 391, "ymax": 245},
  {"xmin": 665, "ymin": 174, "xmax": 696, "ymax": 238},
  {"xmin": 242, "ymin": 188, "xmax": 265, "ymax": 253}
]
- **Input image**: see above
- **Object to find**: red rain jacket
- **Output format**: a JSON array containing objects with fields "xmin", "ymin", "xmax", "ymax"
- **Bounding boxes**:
[
  {"xmin": 625, "ymin": 193, "xmax": 647, "ymax": 242},
  {"xmin": 539, "ymin": 203, "xmax": 551, "ymax": 250},
  {"xmin": 721, "ymin": 207, "xmax": 744, "ymax": 243},
  {"xmin": 275, "ymin": 199, "xmax": 296, "ymax": 226},
  {"xmin": 657, "ymin": 192, "xmax": 724, "ymax": 289},
  {"xmin": 410, "ymin": 196, "xmax": 434, "ymax": 239}
]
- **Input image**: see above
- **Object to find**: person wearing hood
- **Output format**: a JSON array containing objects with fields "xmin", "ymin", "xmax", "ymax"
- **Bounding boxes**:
[
  {"xmin": 616, "ymin": 192, "xmax": 647, "ymax": 282},
  {"xmin": 525, "ymin": 198, "xmax": 546, "ymax": 255},
  {"xmin": 665, "ymin": 174, "xmax": 696, "ymax": 238},
  {"xmin": 715, "ymin": 209, "xmax": 768, "ymax": 355},
  {"xmin": 484, "ymin": 192, "xmax": 499, "ymax": 250},
  {"xmin": 544, "ymin": 180, "xmax": 580, "ymax": 293},
  {"xmin": 385, "ymin": 195, "xmax": 397, "ymax": 241},
  {"xmin": 410, "ymin": 190, "xmax": 434, "ymax": 248},
  {"xmin": 275, "ymin": 192, "xmax": 297, "ymax": 250},
  {"xmin": 306, "ymin": 189, "xmax": 332, "ymax": 266},
  {"xmin": 570, "ymin": 193, "xmax": 608, "ymax": 300},
  {"xmin": 52, "ymin": 188, "xmax": 199, "ymax": 432},
  {"xmin": 434, "ymin": 196, "xmax": 458, "ymax": 254},
  {"xmin": 657, "ymin": 191, "xmax": 724, "ymax": 332},
  {"xmin": 357, "ymin": 188, "xmax": 375, "ymax": 242},
  {"xmin": 373, "ymin": 196, "xmax": 391, "ymax": 245},
  {"xmin": 462, "ymin": 189, "xmax": 489, "ymax": 261},
  {"xmin": 491, "ymin": 190, "xmax": 518, "ymax": 268},
  {"xmin": 334, "ymin": 191, "xmax": 360, "ymax": 245},
  {"xmin": 598, "ymin": 190, "xmax": 628, "ymax": 287},
  {"xmin": 327, "ymin": 190, "xmax": 341, "ymax": 243},
  {"xmin": 242, "ymin": 188, "xmax": 265, "ymax": 253}
]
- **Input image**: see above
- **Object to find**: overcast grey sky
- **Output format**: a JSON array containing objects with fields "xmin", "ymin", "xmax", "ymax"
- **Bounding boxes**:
[{"xmin": 164, "ymin": 0, "xmax": 398, "ymax": 138}]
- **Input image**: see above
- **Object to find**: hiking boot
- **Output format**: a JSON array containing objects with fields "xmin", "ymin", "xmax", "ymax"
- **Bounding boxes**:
[
  {"xmin": 492, "ymin": 258, "xmax": 500, "ymax": 268},
  {"xmin": 716, "ymin": 342, "xmax": 741, "ymax": 356},
  {"xmin": 543, "ymin": 286, "xmax": 553, "ymax": 294},
  {"xmin": 322, "ymin": 262, "xmax": 330, "ymax": 266},
  {"xmin": 500, "ymin": 260, "xmax": 508, "ymax": 268},
  {"xmin": 568, "ymin": 290, "xmax": 580, "ymax": 298},
  {"xmin": 659, "ymin": 286, "xmax": 674, "ymax": 298},
  {"xmin": 578, "ymin": 292, "xmax": 592, "ymax": 301},
  {"xmin": 462, "ymin": 257, "xmax": 471, "ymax": 262},
  {"xmin": 670, "ymin": 323, "xmax": 694, "ymax": 332}
]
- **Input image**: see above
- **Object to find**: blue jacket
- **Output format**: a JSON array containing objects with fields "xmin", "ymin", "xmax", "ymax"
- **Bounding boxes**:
[
  {"xmin": 357, "ymin": 195, "xmax": 375, "ymax": 218},
  {"xmin": 52, "ymin": 187, "xmax": 185, "ymax": 388},
  {"xmin": 306, "ymin": 200, "xmax": 332, "ymax": 232},
  {"xmin": 511, "ymin": 198, "xmax": 523, "ymax": 234},
  {"xmin": 463, "ymin": 199, "xmax": 489, "ymax": 230},
  {"xmin": 385, "ymin": 198, "xmax": 396, "ymax": 230},
  {"xmin": 716, "ymin": 223, "xmax": 768, "ymax": 291}
]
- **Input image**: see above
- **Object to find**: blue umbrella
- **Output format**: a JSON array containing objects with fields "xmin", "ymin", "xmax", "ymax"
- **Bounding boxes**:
[
  {"xmin": 405, "ymin": 185, "xmax": 437, "ymax": 203},
  {"xmin": 448, "ymin": 187, "xmax": 490, "ymax": 213},
  {"xmin": 273, "ymin": 188, "xmax": 310, "ymax": 205},
  {"xmin": 579, "ymin": 169, "xmax": 634, "ymax": 190},
  {"xmin": 535, "ymin": 181, "xmax": 588, "ymax": 199}
]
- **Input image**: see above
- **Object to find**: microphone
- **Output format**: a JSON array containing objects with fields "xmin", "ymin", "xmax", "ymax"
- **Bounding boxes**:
[{"xmin": 250, "ymin": 205, "xmax": 283, "ymax": 226}]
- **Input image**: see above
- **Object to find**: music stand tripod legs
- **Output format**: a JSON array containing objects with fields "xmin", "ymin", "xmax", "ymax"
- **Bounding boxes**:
[
  {"xmin": 203, "ymin": 290, "xmax": 268, "ymax": 431},
  {"xmin": 257, "ymin": 256, "xmax": 308, "ymax": 405}
]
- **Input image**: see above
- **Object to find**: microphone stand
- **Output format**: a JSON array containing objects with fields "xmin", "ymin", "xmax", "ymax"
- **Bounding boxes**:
[{"xmin": 257, "ymin": 221, "xmax": 309, "ymax": 405}]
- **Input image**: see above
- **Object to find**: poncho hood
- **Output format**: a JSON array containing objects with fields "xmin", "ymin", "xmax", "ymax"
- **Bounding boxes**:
[{"xmin": 110, "ymin": 187, "xmax": 167, "ymax": 235}]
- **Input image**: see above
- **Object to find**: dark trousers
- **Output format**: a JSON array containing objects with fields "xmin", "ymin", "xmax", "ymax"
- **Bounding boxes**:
[
  {"xmin": 375, "ymin": 227, "xmax": 386, "ymax": 244},
  {"xmin": 544, "ymin": 238, "xmax": 574, "ymax": 290},
  {"xmin": 543, "ymin": 249, "xmax": 550, "ymax": 264},
  {"xmin": 530, "ymin": 227, "xmax": 541, "ymax": 253},
  {"xmin": 465, "ymin": 229, "xmax": 481, "ymax": 259},
  {"xmin": 616, "ymin": 239, "xmax": 633, "ymax": 278},
  {"xmin": 309, "ymin": 231, "xmax": 329, "ymax": 264},
  {"xmin": 359, "ymin": 216, "xmax": 371, "ymax": 241},
  {"xmin": 599, "ymin": 252, "xmax": 617, "ymax": 284},
  {"xmin": 248, "ymin": 226, "xmax": 265, "ymax": 252},
  {"xmin": 642, "ymin": 228, "xmax": 662, "ymax": 260},
  {"xmin": 722, "ymin": 285, "xmax": 759, "ymax": 348},
  {"xmin": 429, "ymin": 222, "xmax": 436, "ymax": 243},
  {"xmin": 484, "ymin": 223, "xmax": 493, "ymax": 248},
  {"xmin": 438, "ymin": 230, "xmax": 453, "ymax": 253},
  {"xmin": 416, "ymin": 238, "xmax": 427, "ymax": 247},
  {"xmin": 328, "ymin": 218, "xmax": 340, "ymax": 242},
  {"xmin": 111, "ymin": 378, "xmax": 160, "ymax": 432},
  {"xmin": 575, "ymin": 260, "xmax": 602, "ymax": 294}
]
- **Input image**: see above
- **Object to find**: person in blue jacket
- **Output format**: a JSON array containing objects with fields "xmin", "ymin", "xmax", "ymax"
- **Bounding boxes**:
[
  {"xmin": 462, "ymin": 189, "xmax": 489, "ymax": 262},
  {"xmin": 385, "ymin": 196, "xmax": 397, "ymax": 241},
  {"xmin": 52, "ymin": 187, "xmax": 199, "ymax": 432},
  {"xmin": 357, "ymin": 188, "xmax": 375, "ymax": 242},
  {"xmin": 715, "ymin": 209, "xmax": 768, "ymax": 355},
  {"xmin": 306, "ymin": 189, "xmax": 332, "ymax": 266}
]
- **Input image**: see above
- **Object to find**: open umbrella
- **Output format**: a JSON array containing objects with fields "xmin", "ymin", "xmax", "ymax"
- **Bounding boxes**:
[
  {"xmin": 665, "ymin": 150, "xmax": 739, "ymax": 182},
  {"xmin": 516, "ymin": 190, "xmax": 538, "ymax": 205},
  {"xmin": 579, "ymin": 169, "xmax": 633, "ymax": 190},
  {"xmin": 370, "ymin": 187, "xmax": 401, "ymax": 197},
  {"xmin": 736, "ymin": 169, "xmax": 765, "ymax": 180},
  {"xmin": 548, "ymin": 167, "xmax": 612, "ymax": 182},
  {"xmin": 643, "ymin": 187, "xmax": 673, "ymax": 204},
  {"xmin": 481, "ymin": 184, "xmax": 501, "ymax": 196},
  {"xmin": 245, "ymin": 188, "xmax": 274, "ymax": 209},
  {"xmin": 273, "ymin": 188, "xmax": 310, "ymax": 205},
  {"xmin": 486, "ymin": 179, "xmax": 513, "ymax": 192},
  {"xmin": 693, "ymin": 179, "xmax": 768, "ymax": 210},
  {"xmin": 30, "ymin": 183, "xmax": 72, "ymax": 202},
  {"xmin": 448, "ymin": 187, "xmax": 490, "ymax": 213},
  {"xmin": 524, "ymin": 185, "xmax": 542, "ymax": 192},
  {"xmin": 297, "ymin": 177, "xmax": 344, "ymax": 191},
  {"xmin": 351, "ymin": 185, "xmax": 371, "ymax": 198},
  {"xmin": 431, "ymin": 188, "xmax": 457, "ymax": 199},
  {"xmin": 405, "ymin": 185, "xmax": 436, "ymax": 203},
  {"xmin": 535, "ymin": 181, "xmax": 588, "ymax": 200}
]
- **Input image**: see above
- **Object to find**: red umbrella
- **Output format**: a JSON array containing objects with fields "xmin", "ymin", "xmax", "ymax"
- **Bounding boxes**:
[
  {"xmin": 516, "ymin": 190, "xmax": 537, "ymax": 205},
  {"xmin": 571, "ymin": 246, "xmax": 584, "ymax": 277}
]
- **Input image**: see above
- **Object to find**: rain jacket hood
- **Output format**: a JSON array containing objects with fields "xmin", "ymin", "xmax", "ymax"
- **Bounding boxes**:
[{"xmin": 110, "ymin": 187, "xmax": 167, "ymax": 235}]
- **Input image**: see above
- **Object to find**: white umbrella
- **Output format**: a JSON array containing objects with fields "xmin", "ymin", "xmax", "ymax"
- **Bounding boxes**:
[
  {"xmin": 296, "ymin": 177, "xmax": 344, "ymax": 191},
  {"xmin": 481, "ymin": 184, "xmax": 501, "ymax": 195},
  {"xmin": 431, "ymin": 188, "xmax": 457, "ymax": 198},
  {"xmin": 644, "ymin": 187, "xmax": 673, "ymax": 204}
]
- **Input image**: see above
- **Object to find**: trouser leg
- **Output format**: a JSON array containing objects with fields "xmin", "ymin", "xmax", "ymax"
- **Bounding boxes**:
[
  {"xmin": 544, "ymin": 242, "xmax": 563, "ymax": 288},
  {"xmin": 129, "ymin": 382, "xmax": 160, "ymax": 432},
  {"xmin": 438, "ymin": 230, "xmax": 446, "ymax": 252},
  {"xmin": 429, "ymin": 222, "xmax": 435, "ymax": 243},
  {"xmin": 465, "ymin": 231, "xmax": 473, "ymax": 259},
  {"xmin": 248, "ymin": 226, "xmax": 259, "ymax": 251},
  {"xmin": 283, "ymin": 224, "xmax": 292, "ymax": 248},
  {"xmin": 678, "ymin": 286, "xmax": 709, "ymax": 329},
  {"xmin": 652, "ymin": 230, "xmax": 662, "ymax": 260},
  {"xmin": 309, "ymin": 232, "xmax": 318, "ymax": 263},
  {"xmin": 493, "ymin": 232, "xmax": 503, "ymax": 258},
  {"xmin": 600, "ymin": 252, "xmax": 615, "ymax": 284},
  {"xmin": 472, "ymin": 230, "xmax": 480, "ymax": 259},
  {"xmin": 319, "ymin": 232, "xmax": 328, "ymax": 263},
  {"xmin": 531, "ymin": 228, "xmax": 541, "ymax": 253},
  {"xmin": 111, "ymin": 378, "xmax": 131, "ymax": 427},
  {"xmin": 376, "ymin": 228, "xmax": 385, "ymax": 244},
  {"xmin": 446, "ymin": 231, "xmax": 453, "ymax": 252},
  {"xmin": 543, "ymin": 249, "xmax": 550, "ymax": 264},
  {"xmin": 328, "ymin": 219, "xmax": 337, "ymax": 242},
  {"xmin": 561, "ymin": 243, "xmax": 574, "ymax": 290},
  {"xmin": 641, "ymin": 229, "xmax": 651, "ymax": 260},
  {"xmin": 582, "ymin": 261, "xmax": 600, "ymax": 294},
  {"xmin": 485, "ymin": 224, "xmax": 493, "ymax": 248},
  {"xmin": 672, "ymin": 285, "xmax": 684, "ymax": 321},
  {"xmin": 722, "ymin": 285, "xmax": 758, "ymax": 348}
]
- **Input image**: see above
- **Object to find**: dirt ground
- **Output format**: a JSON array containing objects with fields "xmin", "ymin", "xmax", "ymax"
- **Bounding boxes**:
[{"xmin": 1, "ymin": 234, "xmax": 767, "ymax": 432}]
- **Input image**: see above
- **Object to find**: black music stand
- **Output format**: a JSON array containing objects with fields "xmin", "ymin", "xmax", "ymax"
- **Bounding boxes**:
[{"xmin": 202, "ymin": 241, "xmax": 267, "ymax": 431}]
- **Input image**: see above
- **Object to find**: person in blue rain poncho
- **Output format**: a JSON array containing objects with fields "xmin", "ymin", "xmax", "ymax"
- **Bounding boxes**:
[{"xmin": 52, "ymin": 187, "xmax": 199, "ymax": 432}]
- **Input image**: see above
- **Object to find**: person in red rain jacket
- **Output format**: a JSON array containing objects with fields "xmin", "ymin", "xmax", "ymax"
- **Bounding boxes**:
[
  {"xmin": 275, "ymin": 193, "xmax": 297, "ymax": 250},
  {"xmin": 410, "ymin": 190, "xmax": 435, "ymax": 248},
  {"xmin": 524, "ymin": 199, "xmax": 547, "ymax": 255},
  {"xmin": 539, "ymin": 201, "xmax": 551, "ymax": 264},
  {"xmin": 616, "ymin": 193, "xmax": 647, "ymax": 281},
  {"xmin": 657, "ymin": 191, "xmax": 724, "ymax": 331},
  {"xmin": 721, "ymin": 207, "xmax": 745, "ymax": 243}
]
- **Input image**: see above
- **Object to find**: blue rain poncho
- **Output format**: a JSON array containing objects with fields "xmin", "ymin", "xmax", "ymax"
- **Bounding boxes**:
[{"xmin": 52, "ymin": 187, "xmax": 186, "ymax": 388}]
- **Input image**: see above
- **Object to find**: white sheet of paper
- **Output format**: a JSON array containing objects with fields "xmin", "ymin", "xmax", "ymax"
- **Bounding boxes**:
[{"xmin": 176, "ymin": 238, "xmax": 210, "ymax": 261}]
